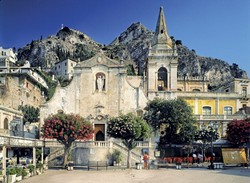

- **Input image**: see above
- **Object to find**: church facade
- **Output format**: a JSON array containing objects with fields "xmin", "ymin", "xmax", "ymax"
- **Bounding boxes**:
[{"xmin": 40, "ymin": 7, "xmax": 249, "ymax": 147}]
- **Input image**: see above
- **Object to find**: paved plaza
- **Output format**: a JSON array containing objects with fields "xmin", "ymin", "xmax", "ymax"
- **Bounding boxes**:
[{"xmin": 20, "ymin": 167, "xmax": 250, "ymax": 183}]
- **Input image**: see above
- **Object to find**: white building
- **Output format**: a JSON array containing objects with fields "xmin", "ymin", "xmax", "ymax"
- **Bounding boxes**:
[
  {"xmin": 0, "ymin": 47, "xmax": 17, "ymax": 67},
  {"xmin": 53, "ymin": 58, "xmax": 78, "ymax": 80}
]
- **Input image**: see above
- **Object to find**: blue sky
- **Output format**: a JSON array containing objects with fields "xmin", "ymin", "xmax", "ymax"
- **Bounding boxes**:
[{"xmin": 0, "ymin": 0, "xmax": 250, "ymax": 76}]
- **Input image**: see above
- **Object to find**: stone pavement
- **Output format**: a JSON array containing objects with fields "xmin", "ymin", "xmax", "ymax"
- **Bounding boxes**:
[{"xmin": 20, "ymin": 167, "xmax": 250, "ymax": 183}]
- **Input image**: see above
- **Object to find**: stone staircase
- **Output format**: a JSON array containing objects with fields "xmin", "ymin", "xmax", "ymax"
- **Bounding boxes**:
[
  {"xmin": 112, "ymin": 141, "xmax": 142, "ymax": 165},
  {"xmin": 46, "ymin": 140, "xmax": 150, "ymax": 167}
]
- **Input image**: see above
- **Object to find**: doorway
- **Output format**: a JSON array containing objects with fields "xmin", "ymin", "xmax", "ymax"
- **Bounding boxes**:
[{"xmin": 94, "ymin": 124, "xmax": 105, "ymax": 141}]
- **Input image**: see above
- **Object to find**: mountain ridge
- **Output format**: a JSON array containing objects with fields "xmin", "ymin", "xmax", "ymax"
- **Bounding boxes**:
[{"xmin": 17, "ymin": 23, "xmax": 247, "ymax": 89}]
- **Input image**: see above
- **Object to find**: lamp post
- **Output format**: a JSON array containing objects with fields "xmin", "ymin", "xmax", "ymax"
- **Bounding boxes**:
[
  {"xmin": 208, "ymin": 121, "xmax": 218, "ymax": 169},
  {"xmin": 200, "ymin": 123, "xmax": 205, "ymax": 163}
]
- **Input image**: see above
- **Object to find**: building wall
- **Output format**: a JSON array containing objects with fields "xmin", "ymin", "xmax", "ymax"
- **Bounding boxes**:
[
  {"xmin": 0, "ymin": 105, "xmax": 23, "ymax": 136},
  {"xmin": 0, "ymin": 75, "xmax": 45, "ymax": 110},
  {"xmin": 0, "ymin": 47, "xmax": 17, "ymax": 65},
  {"xmin": 40, "ymin": 53, "xmax": 148, "ymax": 128},
  {"xmin": 54, "ymin": 59, "xmax": 77, "ymax": 80}
]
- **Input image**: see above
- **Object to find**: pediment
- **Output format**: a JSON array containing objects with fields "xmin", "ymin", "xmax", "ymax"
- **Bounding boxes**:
[{"xmin": 76, "ymin": 51, "xmax": 123, "ymax": 68}]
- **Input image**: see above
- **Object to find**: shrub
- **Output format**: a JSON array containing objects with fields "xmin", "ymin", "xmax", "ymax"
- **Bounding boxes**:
[
  {"xmin": 112, "ymin": 150, "xmax": 122, "ymax": 164},
  {"xmin": 7, "ymin": 167, "xmax": 17, "ymax": 175},
  {"xmin": 16, "ymin": 167, "xmax": 23, "ymax": 177},
  {"xmin": 27, "ymin": 165, "xmax": 35, "ymax": 173},
  {"xmin": 22, "ymin": 169, "xmax": 28, "ymax": 177},
  {"xmin": 36, "ymin": 163, "xmax": 43, "ymax": 170}
]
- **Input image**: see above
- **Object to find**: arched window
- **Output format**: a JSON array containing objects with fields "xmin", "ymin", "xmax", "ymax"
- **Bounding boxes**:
[
  {"xmin": 224, "ymin": 106, "xmax": 232, "ymax": 115},
  {"xmin": 4, "ymin": 118, "xmax": 8, "ymax": 129},
  {"xmin": 177, "ymin": 88, "xmax": 182, "ymax": 91},
  {"xmin": 96, "ymin": 72, "xmax": 105, "ymax": 92},
  {"xmin": 158, "ymin": 67, "xmax": 168, "ymax": 91},
  {"xmin": 203, "ymin": 106, "xmax": 211, "ymax": 115}
]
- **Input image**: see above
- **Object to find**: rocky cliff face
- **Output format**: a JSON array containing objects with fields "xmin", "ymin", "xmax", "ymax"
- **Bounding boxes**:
[
  {"xmin": 17, "ymin": 23, "xmax": 247, "ymax": 89},
  {"xmin": 18, "ymin": 27, "xmax": 102, "ymax": 68},
  {"xmin": 176, "ymin": 44, "xmax": 247, "ymax": 89}
]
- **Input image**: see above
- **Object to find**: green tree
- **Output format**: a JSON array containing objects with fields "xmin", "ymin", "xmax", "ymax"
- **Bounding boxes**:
[
  {"xmin": 127, "ymin": 64, "xmax": 136, "ymax": 76},
  {"xmin": 195, "ymin": 126, "xmax": 219, "ymax": 158},
  {"xmin": 42, "ymin": 112, "xmax": 93, "ymax": 166},
  {"xmin": 144, "ymin": 98, "xmax": 197, "ymax": 154},
  {"xmin": 56, "ymin": 76, "xmax": 72, "ymax": 87},
  {"xmin": 107, "ymin": 113, "xmax": 150, "ymax": 168},
  {"xmin": 18, "ymin": 105, "xmax": 40, "ymax": 123}
]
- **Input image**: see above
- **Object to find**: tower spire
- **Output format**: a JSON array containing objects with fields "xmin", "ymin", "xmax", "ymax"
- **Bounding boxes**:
[{"xmin": 152, "ymin": 6, "xmax": 172, "ymax": 48}]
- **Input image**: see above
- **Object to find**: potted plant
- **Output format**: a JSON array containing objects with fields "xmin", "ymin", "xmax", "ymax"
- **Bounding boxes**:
[
  {"xmin": 15, "ymin": 167, "xmax": 23, "ymax": 182},
  {"xmin": 112, "ymin": 150, "xmax": 122, "ymax": 166},
  {"xmin": 22, "ymin": 168, "xmax": 28, "ymax": 179},
  {"xmin": 175, "ymin": 158, "xmax": 182, "ymax": 169},
  {"xmin": 7, "ymin": 167, "xmax": 17, "ymax": 183},
  {"xmin": 27, "ymin": 164, "xmax": 35, "ymax": 176},
  {"xmin": 0, "ymin": 170, "xmax": 3, "ymax": 183},
  {"xmin": 36, "ymin": 163, "xmax": 43, "ymax": 174}
]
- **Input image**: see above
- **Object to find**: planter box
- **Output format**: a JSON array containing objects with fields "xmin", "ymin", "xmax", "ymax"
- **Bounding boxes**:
[
  {"xmin": 16, "ymin": 175, "xmax": 22, "ymax": 182},
  {"xmin": 176, "ymin": 163, "xmax": 182, "ymax": 169},
  {"xmin": 8, "ymin": 174, "xmax": 16, "ymax": 183},
  {"xmin": 0, "ymin": 175, "xmax": 4, "ymax": 182}
]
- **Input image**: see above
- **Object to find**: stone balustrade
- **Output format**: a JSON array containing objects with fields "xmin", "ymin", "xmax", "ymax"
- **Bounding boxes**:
[
  {"xmin": 194, "ymin": 114, "xmax": 245, "ymax": 121},
  {"xmin": 0, "ymin": 135, "xmax": 44, "ymax": 147}
]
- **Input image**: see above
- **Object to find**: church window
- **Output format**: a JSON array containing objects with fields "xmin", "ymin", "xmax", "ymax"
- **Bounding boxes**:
[
  {"xmin": 202, "ymin": 106, "xmax": 211, "ymax": 115},
  {"xmin": 96, "ymin": 72, "xmax": 105, "ymax": 92},
  {"xmin": 4, "ymin": 118, "xmax": 8, "ymax": 129},
  {"xmin": 224, "ymin": 106, "xmax": 232, "ymax": 115},
  {"xmin": 157, "ymin": 67, "xmax": 168, "ymax": 91},
  {"xmin": 242, "ymin": 87, "xmax": 247, "ymax": 97},
  {"xmin": 161, "ymin": 29, "xmax": 164, "ymax": 34}
]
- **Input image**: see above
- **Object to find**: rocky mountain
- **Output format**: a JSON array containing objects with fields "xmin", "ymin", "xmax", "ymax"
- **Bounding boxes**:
[
  {"xmin": 17, "ymin": 23, "xmax": 247, "ymax": 89},
  {"xmin": 18, "ymin": 27, "xmax": 102, "ymax": 68}
]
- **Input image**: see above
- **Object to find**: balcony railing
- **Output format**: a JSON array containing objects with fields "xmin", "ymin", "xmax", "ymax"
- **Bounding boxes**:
[
  {"xmin": 194, "ymin": 114, "xmax": 245, "ymax": 121},
  {"xmin": 0, "ymin": 135, "xmax": 44, "ymax": 147}
]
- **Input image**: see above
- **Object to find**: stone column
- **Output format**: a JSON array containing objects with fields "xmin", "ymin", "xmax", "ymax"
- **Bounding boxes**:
[
  {"xmin": 2, "ymin": 145, "xmax": 6, "ymax": 183},
  {"xmin": 41, "ymin": 147, "xmax": 44, "ymax": 164},
  {"xmin": 33, "ymin": 147, "xmax": 36, "ymax": 167},
  {"xmin": 216, "ymin": 98, "xmax": 219, "ymax": 115}
]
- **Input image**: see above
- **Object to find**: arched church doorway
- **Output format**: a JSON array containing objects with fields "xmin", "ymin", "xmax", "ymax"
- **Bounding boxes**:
[
  {"xmin": 94, "ymin": 124, "xmax": 105, "ymax": 141},
  {"xmin": 96, "ymin": 131, "xmax": 105, "ymax": 141},
  {"xmin": 158, "ymin": 67, "xmax": 168, "ymax": 91}
]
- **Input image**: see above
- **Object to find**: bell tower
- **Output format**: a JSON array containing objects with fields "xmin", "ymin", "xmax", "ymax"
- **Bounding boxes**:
[{"xmin": 147, "ymin": 7, "xmax": 178, "ymax": 94}]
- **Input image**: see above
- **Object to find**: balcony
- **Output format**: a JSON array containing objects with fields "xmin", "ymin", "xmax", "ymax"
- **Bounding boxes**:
[{"xmin": 194, "ymin": 114, "xmax": 245, "ymax": 121}]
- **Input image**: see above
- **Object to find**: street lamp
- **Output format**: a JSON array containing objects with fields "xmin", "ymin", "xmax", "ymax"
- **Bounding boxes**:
[
  {"xmin": 200, "ymin": 123, "xmax": 206, "ymax": 163},
  {"xmin": 208, "ymin": 121, "xmax": 218, "ymax": 169}
]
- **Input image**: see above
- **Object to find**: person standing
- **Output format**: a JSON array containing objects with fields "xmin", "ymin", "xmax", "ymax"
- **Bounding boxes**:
[{"xmin": 143, "ymin": 152, "xmax": 149, "ymax": 169}]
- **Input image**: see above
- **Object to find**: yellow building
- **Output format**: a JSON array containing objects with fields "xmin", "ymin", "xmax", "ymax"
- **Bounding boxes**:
[{"xmin": 146, "ymin": 7, "xmax": 248, "ymax": 140}]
